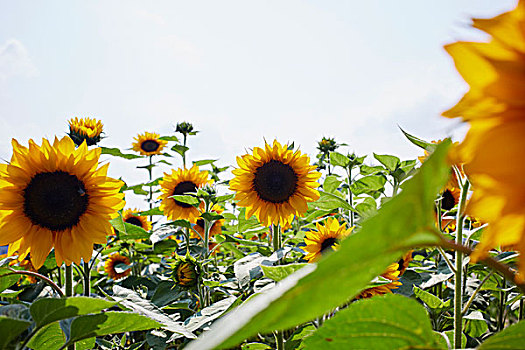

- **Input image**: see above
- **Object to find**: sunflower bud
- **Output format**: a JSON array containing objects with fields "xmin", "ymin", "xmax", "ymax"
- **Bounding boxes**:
[
  {"xmin": 68, "ymin": 117, "xmax": 104, "ymax": 147},
  {"xmin": 171, "ymin": 254, "xmax": 201, "ymax": 289},
  {"xmin": 316, "ymin": 137, "xmax": 338, "ymax": 154},
  {"xmin": 175, "ymin": 122, "xmax": 196, "ymax": 137}
]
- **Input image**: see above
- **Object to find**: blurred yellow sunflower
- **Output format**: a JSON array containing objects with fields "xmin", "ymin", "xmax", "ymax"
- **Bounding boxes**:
[
  {"xmin": 122, "ymin": 208, "xmax": 152, "ymax": 231},
  {"xmin": 159, "ymin": 164, "xmax": 210, "ymax": 222},
  {"xmin": 104, "ymin": 253, "xmax": 131, "ymax": 280},
  {"xmin": 68, "ymin": 117, "xmax": 104, "ymax": 146},
  {"xmin": 303, "ymin": 217, "xmax": 353, "ymax": 263},
  {"xmin": 191, "ymin": 203, "xmax": 224, "ymax": 239},
  {"xmin": 442, "ymin": 0, "xmax": 525, "ymax": 279},
  {"xmin": 132, "ymin": 132, "xmax": 168, "ymax": 156},
  {"xmin": 0, "ymin": 137, "xmax": 125, "ymax": 269},
  {"xmin": 230, "ymin": 140, "xmax": 321, "ymax": 227},
  {"xmin": 355, "ymin": 263, "xmax": 402, "ymax": 299},
  {"xmin": 397, "ymin": 250, "xmax": 413, "ymax": 276}
]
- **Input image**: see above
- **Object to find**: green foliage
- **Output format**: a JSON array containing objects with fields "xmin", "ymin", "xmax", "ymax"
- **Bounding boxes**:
[
  {"xmin": 261, "ymin": 264, "xmax": 308, "ymax": 282},
  {"xmin": 100, "ymin": 147, "xmax": 142, "ymax": 159},
  {"xmin": 0, "ymin": 267, "xmax": 19, "ymax": 293},
  {"xmin": 303, "ymin": 294, "xmax": 445, "ymax": 350},
  {"xmin": 186, "ymin": 141, "xmax": 451, "ymax": 349},
  {"xmin": 478, "ymin": 320, "xmax": 525, "ymax": 349},
  {"xmin": 0, "ymin": 316, "xmax": 31, "ymax": 349}
]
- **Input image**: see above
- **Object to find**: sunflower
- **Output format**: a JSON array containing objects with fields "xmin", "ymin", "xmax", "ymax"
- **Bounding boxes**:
[
  {"xmin": 230, "ymin": 140, "xmax": 321, "ymax": 227},
  {"xmin": 0, "ymin": 137, "xmax": 125, "ymax": 269},
  {"xmin": 132, "ymin": 132, "xmax": 168, "ymax": 156},
  {"xmin": 303, "ymin": 217, "xmax": 353, "ymax": 263},
  {"xmin": 104, "ymin": 253, "xmax": 131, "ymax": 280},
  {"xmin": 442, "ymin": 0, "xmax": 525, "ymax": 279},
  {"xmin": 172, "ymin": 254, "xmax": 201, "ymax": 288},
  {"xmin": 191, "ymin": 203, "xmax": 224, "ymax": 239},
  {"xmin": 159, "ymin": 164, "xmax": 210, "ymax": 222},
  {"xmin": 397, "ymin": 250, "xmax": 413, "ymax": 276},
  {"xmin": 68, "ymin": 117, "xmax": 104, "ymax": 146},
  {"xmin": 440, "ymin": 186, "xmax": 461, "ymax": 212},
  {"xmin": 122, "ymin": 208, "xmax": 152, "ymax": 231},
  {"xmin": 355, "ymin": 263, "xmax": 402, "ymax": 299}
]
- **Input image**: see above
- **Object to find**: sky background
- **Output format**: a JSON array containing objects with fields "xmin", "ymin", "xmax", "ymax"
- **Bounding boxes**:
[{"xmin": 0, "ymin": 0, "xmax": 517, "ymax": 206}]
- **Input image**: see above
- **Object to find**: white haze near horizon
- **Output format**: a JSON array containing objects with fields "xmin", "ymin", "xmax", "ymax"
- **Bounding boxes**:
[{"xmin": 0, "ymin": 0, "xmax": 517, "ymax": 208}]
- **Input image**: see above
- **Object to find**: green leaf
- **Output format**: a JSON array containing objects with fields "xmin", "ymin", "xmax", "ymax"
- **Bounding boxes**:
[
  {"xmin": 373, "ymin": 153, "xmax": 400, "ymax": 172},
  {"xmin": 464, "ymin": 311, "xmax": 488, "ymax": 338},
  {"xmin": 172, "ymin": 144, "xmax": 189, "ymax": 157},
  {"xmin": 413, "ymin": 287, "xmax": 451, "ymax": 311},
  {"xmin": 323, "ymin": 176, "xmax": 342, "ymax": 193},
  {"xmin": 185, "ymin": 141, "xmax": 451, "ymax": 350},
  {"xmin": 201, "ymin": 212, "xmax": 224, "ymax": 222},
  {"xmin": 0, "ymin": 316, "xmax": 31, "ymax": 349},
  {"xmin": 137, "ymin": 207, "xmax": 164, "ymax": 216},
  {"xmin": 399, "ymin": 128, "xmax": 436, "ymax": 153},
  {"xmin": 478, "ymin": 319, "xmax": 525, "ymax": 349},
  {"xmin": 329, "ymin": 152, "xmax": 350, "ymax": 168},
  {"xmin": 0, "ymin": 267, "xmax": 19, "ymax": 293},
  {"xmin": 216, "ymin": 194, "xmax": 235, "ymax": 203},
  {"xmin": 171, "ymin": 195, "xmax": 200, "ymax": 206},
  {"xmin": 311, "ymin": 191, "xmax": 355, "ymax": 212},
  {"xmin": 261, "ymin": 264, "xmax": 308, "ymax": 282},
  {"xmin": 100, "ymin": 147, "xmax": 142, "ymax": 159},
  {"xmin": 158, "ymin": 136, "xmax": 179, "ymax": 141},
  {"xmin": 350, "ymin": 175, "xmax": 386, "ymax": 196},
  {"xmin": 110, "ymin": 217, "xmax": 150, "ymax": 240},
  {"xmin": 164, "ymin": 219, "xmax": 192, "ymax": 229},
  {"xmin": 303, "ymin": 294, "xmax": 445, "ymax": 350},
  {"xmin": 242, "ymin": 343, "xmax": 272, "ymax": 350},
  {"xmin": 360, "ymin": 165, "xmax": 384, "ymax": 176},
  {"xmin": 30, "ymin": 297, "xmax": 115, "ymax": 328},
  {"xmin": 65, "ymin": 312, "xmax": 161, "ymax": 346},
  {"xmin": 193, "ymin": 159, "xmax": 217, "ymax": 166},
  {"xmin": 355, "ymin": 197, "xmax": 377, "ymax": 217},
  {"xmin": 27, "ymin": 322, "xmax": 66, "ymax": 350}
]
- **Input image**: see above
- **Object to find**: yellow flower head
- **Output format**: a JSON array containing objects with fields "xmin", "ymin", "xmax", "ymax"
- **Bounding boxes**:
[
  {"xmin": 132, "ymin": 132, "xmax": 168, "ymax": 156},
  {"xmin": 0, "ymin": 137, "xmax": 125, "ymax": 268},
  {"xmin": 122, "ymin": 208, "xmax": 152, "ymax": 231},
  {"xmin": 355, "ymin": 263, "xmax": 402, "ymax": 299},
  {"xmin": 230, "ymin": 140, "xmax": 321, "ymax": 227},
  {"xmin": 303, "ymin": 217, "xmax": 353, "ymax": 263},
  {"xmin": 172, "ymin": 255, "xmax": 201, "ymax": 288},
  {"xmin": 442, "ymin": 1, "xmax": 525, "ymax": 280},
  {"xmin": 68, "ymin": 117, "xmax": 104, "ymax": 146},
  {"xmin": 104, "ymin": 253, "xmax": 131, "ymax": 280},
  {"xmin": 159, "ymin": 164, "xmax": 211, "ymax": 222},
  {"xmin": 397, "ymin": 250, "xmax": 413, "ymax": 276},
  {"xmin": 191, "ymin": 203, "xmax": 224, "ymax": 239}
]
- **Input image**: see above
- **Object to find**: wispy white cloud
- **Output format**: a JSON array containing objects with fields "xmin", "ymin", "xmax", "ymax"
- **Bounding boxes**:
[{"xmin": 0, "ymin": 39, "xmax": 39, "ymax": 81}]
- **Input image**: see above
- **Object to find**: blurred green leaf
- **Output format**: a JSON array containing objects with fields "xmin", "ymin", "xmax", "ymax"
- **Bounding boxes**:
[
  {"xmin": 158, "ymin": 136, "xmax": 179, "ymax": 141},
  {"xmin": 360, "ymin": 165, "xmax": 384, "ymax": 176},
  {"xmin": 186, "ymin": 141, "xmax": 451, "ymax": 350},
  {"xmin": 193, "ymin": 159, "xmax": 217, "ymax": 166},
  {"xmin": 350, "ymin": 175, "xmax": 386, "ymax": 196},
  {"xmin": 310, "ymin": 191, "xmax": 355, "ymax": 212},
  {"xmin": 399, "ymin": 128, "xmax": 436, "ymax": 153},
  {"xmin": 261, "ymin": 264, "xmax": 308, "ymax": 282},
  {"xmin": 478, "ymin": 320, "xmax": 525, "ymax": 349},
  {"xmin": 171, "ymin": 195, "xmax": 200, "ymax": 206},
  {"xmin": 100, "ymin": 147, "xmax": 142, "ymax": 159},
  {"xmin": 303, "ymin": 294, "xmax": 445, "ymax": 350}
]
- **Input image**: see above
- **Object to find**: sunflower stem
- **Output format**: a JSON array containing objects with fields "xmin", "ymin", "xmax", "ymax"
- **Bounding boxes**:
[
  {"xmin": 82, "ymin": 261, "xmax": 91, "ymax": 297},
  {"xmin": 346, "ymin": 168, "xmax": 353, "ymax": 227},
  {"xmin": 274, "ymin": 330, "xmax": 284, "ymax": 350},
  {"xmin": 498, "ymin": 277, "xmax": 507, "ymax": 331},
  {"xmin": 453, "ymin": 178, "xmax": 469, "ymax": 349},
  {"xmin": 148, "ymin": 155, "xmax": 153, "ymax": 223},
  {"xmin": 65, "ymin": 264, "xmax": 73, "ymax": 297},
  {"xmin": 519, "ymin": 298, "xmax": 524, "ymax": 321},
  {"xmin": 1, "ymin": 269, "xmax": 64, "ymax": 297},
  {"xmin": 272, "ymin": 224, "xmax": 282, "ymax": 264}
]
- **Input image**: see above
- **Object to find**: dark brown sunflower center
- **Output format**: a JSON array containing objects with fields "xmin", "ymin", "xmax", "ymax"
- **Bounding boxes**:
[
  {"xmin": 253, "ymin": 160, "xmax": 298, "ymax": 203},
  {"xmin": 141, "ymin": 140, "xmax": 160, "ymax": 153},
  {"xmin": 320, "ymin": 237, "xmax": 337, "ymax": 254},
  {"xmin": 196, "ymin": 218, "xmax": 205, "ymax": 229},
  {"xmin": 441, "ymin": 189, "xmax": 455, "ymax": 211},
  {"xmin": 23, "ymin": 171, "xmax": 89, "ymax": 231},
  {"xmin": 125, "ymin": 216, "xmax": 143, "ymax": 228},
  {"xmin": 172, "ymin": 181, "xmax": 198, "ymax": 208}
]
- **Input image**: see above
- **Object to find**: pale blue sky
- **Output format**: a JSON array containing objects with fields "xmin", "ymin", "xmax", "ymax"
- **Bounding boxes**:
[{"xmin": 0, "ymin": 1, "xmax": 517, "ymax": 203}]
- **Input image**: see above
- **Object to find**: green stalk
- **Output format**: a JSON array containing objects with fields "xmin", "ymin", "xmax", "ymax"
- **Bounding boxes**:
[
  {"xmin": 1, "ymin": 269, "xmax": 64, "ymax": 297},
  {"xmin": 346, "ymin": 167, "xmax": 354, "ymax": 226},
  {"xmin": 520, "ymin": 298, "xmax": 524, "ymax": 321},
  {"xmin": 82, "ymin": 261, "xmax": 90, "ymax": 297},
  {"xmin": 148, "ymin": 155, "xmax": 153, "ymax": 222},
  {"xmin": 274, "ymin": 330, "xmax": 284, "ymax": 350},
  {"xmin": 498, "ymin": 277, "xmax": 507, "ymax": 331},
  {"xmin": 65, "ymin": 264, "xmax": 73, "ymax": 297},
  {"xmin": 272, "ymin": 224, "xmax": 281, "ymax": 255},
  {"xmin": 453, "ymin": 179, "xmax": 470, "ymax": 349}
]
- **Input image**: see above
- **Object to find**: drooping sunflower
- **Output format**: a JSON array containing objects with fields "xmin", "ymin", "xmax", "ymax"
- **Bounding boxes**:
[
  {"xmin": 122, "ymin": 208, "xmax": 152, "ymax": 231},
  {"xmin": 104, "ymin": 253, "xmax": 131, "ymax": 280},
  {"xmin": 0, "ymin": 137, "xmax": 125, "ymax": 269},
  {"xmin": 159, "ymin": 164, "xmax": 210, "ymax": 222},
  {"xmin": 68, "ymin": 117, "xmax": 104, "ymax": 146},
  {"xmin": 132, "ymin": 132, "xmax": 168, "ymax": 156},
  {"xmin": 230, "ymin": 140, "xmax": 321, "ymax": 227},
  {"xmin": 442, "ymin": 0, "xmax": 525, "ymax": 279},
  {"xmin": 355, "ymin": 263, "xmax": 402, "ymax": 299},
  {"xmin": 172, "ymin": 254, "xmax": 201, "ymax": 288},
  {"xmin": 397, "ymin": 250, "xmax": 413, "ymax": 276},
  {"xmin": 191, "ymin": 203, "xmax": 224, "ymax": 239},
  {"xmin": 303, "ymin": 217, "xmax": 353, "ymax": 263}
]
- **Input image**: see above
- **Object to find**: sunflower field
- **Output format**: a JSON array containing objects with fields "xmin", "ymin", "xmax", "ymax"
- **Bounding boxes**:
[{"xmin": 1, "ymin": 2, "xmax": 525, "ymax": 350}]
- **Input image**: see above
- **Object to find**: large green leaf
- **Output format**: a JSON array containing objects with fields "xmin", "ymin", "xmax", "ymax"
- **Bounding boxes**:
[
  {"xmin": 310, "ymin": 191, "xmax": 355, "ymax": 212},
  {"xmin": 0, "ymin": 267, "xmax": 19, "ymax": 293},
  {"xmin": 478, "ymin": 320, "xmax": 525, "ymax": 349},
  {"xmin": 350, "ymin": 175, "xmax": 386, "ymax": 195},
  {"xmin": 303, "ymin": 294, "xmax": 445, "ymax": 350},
  {"xmin": 261, "ymin": 264, "xmax": 308, "ymax": 282},
  {"xmin": 0, "ymin": 316, "xmax": 31, "ymax": 349},
  {"xmin": 186, "ymin": 141, "xmax": 451, "ymax": 349},
  {"xmin": 27, "ymin": 322, "xmax": 66, "ymax": 350},
  {"xmin": 65, "ymin": 312, "xmax": 161, "ymax": 346},
  {"xmin": 110, "ymin": 216, "xmax": 150, "ymax": 240},
  {"xmin": 373, "ymin": 153, "xmax": 400, "ymax": 172},
  {"xmin": 30, "ymin": 297, "xmax": 115, "ymax": 328}
]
